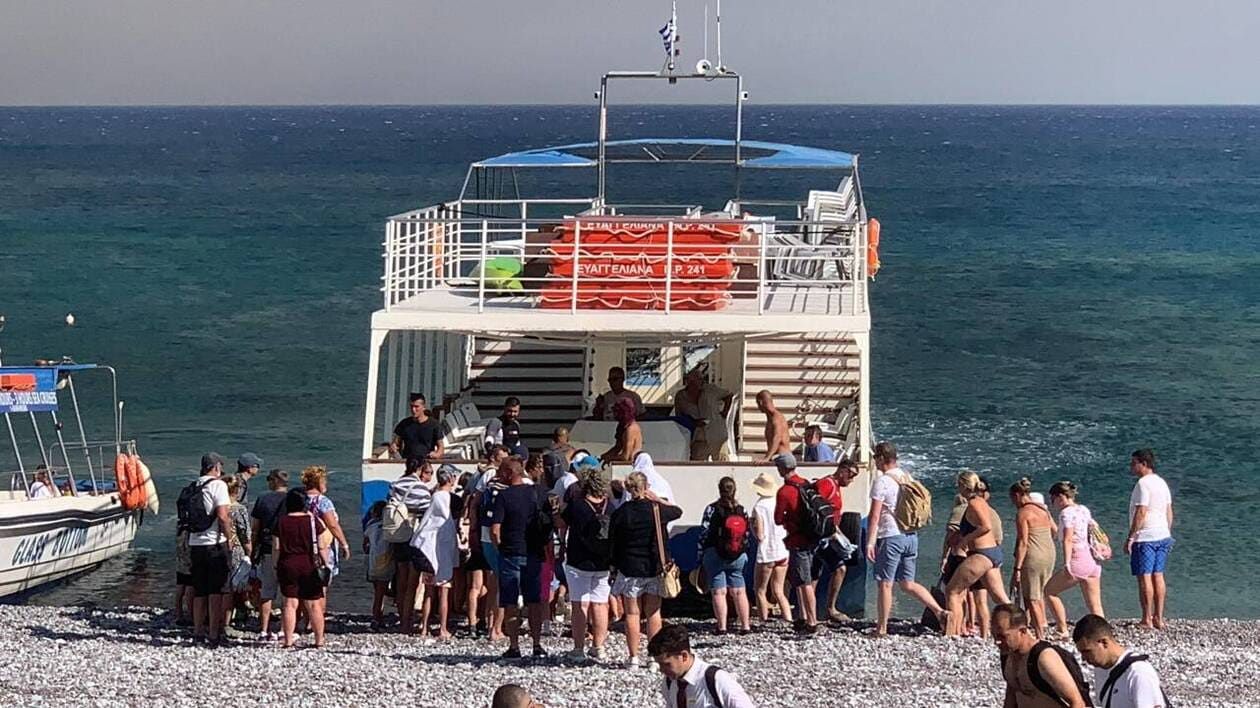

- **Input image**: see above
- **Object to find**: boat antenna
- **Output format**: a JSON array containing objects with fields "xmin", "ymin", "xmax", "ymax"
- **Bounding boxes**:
[
  {"xmin": 703, "ymin": 3, "xmax": 709, "ymax": 65},
  {"xmin": 716, "ymin": 0, "xmax": 723, "ymax": 72}
]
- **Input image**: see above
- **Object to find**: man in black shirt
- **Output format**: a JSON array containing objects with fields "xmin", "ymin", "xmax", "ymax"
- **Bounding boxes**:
[
  {"xmin": 492, "ymin": 458, "xmax": 549, "ymax": 659},
  {"xmin": 391, "ymin": 392, "xmax": 444, "ymax": 463},
  {"xmin": 484, "ymin": 396, "xmax": 528, "ymax": 458},
  {"xmin": 249, "ymin": 469, "xmax": 288, "ymax": 639}
]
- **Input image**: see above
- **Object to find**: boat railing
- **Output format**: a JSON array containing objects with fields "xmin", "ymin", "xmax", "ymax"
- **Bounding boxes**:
[
  {"xmin": 383, "ymin": 200, "xmax": 869, "ymax": 317},
  {"xmin": 22, "ymin": 438, "xmax": 138, "ymax": 496}
]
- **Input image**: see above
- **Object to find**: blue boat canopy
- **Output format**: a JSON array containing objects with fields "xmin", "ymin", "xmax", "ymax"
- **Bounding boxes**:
[{"xmin": 473, "ymin": 138, "xmax": 855, "ymax": 169}]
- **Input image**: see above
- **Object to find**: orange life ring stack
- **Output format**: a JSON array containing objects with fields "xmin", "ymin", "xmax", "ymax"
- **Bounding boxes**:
[
  {"xmin": 867, "ymin": 218, "xmax": 882, "ymax": 279},
  {"xmin": 543, "ymin": 218, "xmax": 742, "ymax": 311},
  {"xmin": 113, "ymin": 452, "xmax": 149, "ymax": 511}
]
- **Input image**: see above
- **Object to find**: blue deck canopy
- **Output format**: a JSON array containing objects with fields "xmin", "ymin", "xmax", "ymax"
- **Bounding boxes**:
[{"xmin": 474, "ymin": 138, "xmax": 855, "ymax": 169}]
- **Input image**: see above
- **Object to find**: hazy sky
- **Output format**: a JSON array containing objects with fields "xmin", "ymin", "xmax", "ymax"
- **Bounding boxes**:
[{"xmin": 2, "ymin": 0, "xmax": 1257, "ymax": 105}]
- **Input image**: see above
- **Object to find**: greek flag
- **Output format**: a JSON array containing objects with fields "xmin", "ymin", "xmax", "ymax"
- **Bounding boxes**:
[{"xmin": 659, "ymin": 19, "xmax": 675, "ymax": 56}]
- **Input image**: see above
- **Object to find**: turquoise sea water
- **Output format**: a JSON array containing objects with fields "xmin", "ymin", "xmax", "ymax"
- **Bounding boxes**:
[{"xmin": 1, "ymin": 106, "xmax": 1257, "ymax": 617}]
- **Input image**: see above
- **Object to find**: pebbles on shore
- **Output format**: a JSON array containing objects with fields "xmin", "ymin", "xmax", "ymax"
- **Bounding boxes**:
[{"xmin": 0, "ymin": 605, "xmax": 1257, "ymax": 707}]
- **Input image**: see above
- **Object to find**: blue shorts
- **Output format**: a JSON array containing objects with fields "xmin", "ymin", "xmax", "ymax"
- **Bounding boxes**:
[
  {"xmin": 1131, "ymin": 537, "xmax": 1174, "ymax": 576},
  {"xmin": 874, "ymin": 533, "xmax": 918, "ymax": 583},
  {"xmin": 497, "ymin": 554, "xmax": 543, "ymax": 607},
  {"xmin": 702, "ymin": 548, "xmax": 747, "ymax": 591},
  {"xmin": 481, "ymin": 540, "xmax": 501, "ymax": 575}
]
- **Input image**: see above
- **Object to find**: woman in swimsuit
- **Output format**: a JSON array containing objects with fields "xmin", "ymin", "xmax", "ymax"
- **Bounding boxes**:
[
  {"xmin": 1043, "ymin": 480, "xmax": 1105, "ymax": 640},
  {"xmin": 944, "ymin": 471, "xmax": 1012, "ymax": 636}
]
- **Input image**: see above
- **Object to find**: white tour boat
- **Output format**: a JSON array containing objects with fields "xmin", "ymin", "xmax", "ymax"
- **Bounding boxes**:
[
  {"xmin": 0, "ymin": 328, "xmax": 157, "ymax": 599},
  {"xmin": 359, "ymin": 51, "xmax": 881, "ymax": 612}
]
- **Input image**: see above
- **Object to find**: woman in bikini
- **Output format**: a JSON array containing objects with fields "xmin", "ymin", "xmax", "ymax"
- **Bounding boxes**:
[{"xmin": 944, "ymin": 471, "xmax": 1012, "ymax": 636}]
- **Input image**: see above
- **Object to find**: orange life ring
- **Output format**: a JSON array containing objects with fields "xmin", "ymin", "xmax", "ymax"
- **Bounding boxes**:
[{"xmin": 867, "ymin": 218, "xmax": 882, "ymax": 279}]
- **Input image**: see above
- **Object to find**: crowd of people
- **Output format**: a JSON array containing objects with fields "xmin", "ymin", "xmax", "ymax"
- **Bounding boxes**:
[{"xmin": 170, "ymin": 387, "xmax": 1176, "ymax": 707}]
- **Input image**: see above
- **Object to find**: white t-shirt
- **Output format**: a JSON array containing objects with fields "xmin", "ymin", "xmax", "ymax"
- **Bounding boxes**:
[
  {"xmin": 869, "ymin": 467, "xmax": 909, "ymax": 540},
  {"xmin": 188, "ymin": 476, "xmax": 231, "ymax": 547},
  {"xmin": 29, "ymin": 481, "xmax": 56, "ymax": 499},
  {"xmin": 1130, "ymin": 474, "xmax": 1172, "ymax": 543},
  {"xmin": 1092, "ymin": 652, "xmax": 1166, "ymax": 708},
  {"xmin": 752, "ymin": 496, "xmax": 788, "ymax": 564}
]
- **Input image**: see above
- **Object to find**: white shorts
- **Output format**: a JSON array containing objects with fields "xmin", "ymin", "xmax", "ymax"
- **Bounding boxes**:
[
  {"xmin": 612, "ymin": 574, "xmax": 660, "ymax": 599},
  {"xmin": 564, "ymin": 565, "xmax": 611, "ymax": 604},
  {"xmin": 257, "ymin": 556, "xmax": 279, "ymax": 601}
]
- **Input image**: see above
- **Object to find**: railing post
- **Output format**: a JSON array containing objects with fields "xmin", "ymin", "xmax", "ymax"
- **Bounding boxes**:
[
  {"xmin": 384, "ymin": 219, "xmax": 395, "ymax": 309},
  {"xmin": 757, "ymin": 225, "xmax": 768, "ymax": 315},
  {"xmin": 664, "ymin": 220, "xmax": 674, "ymax": 314},
  {"xmin": 570, "ymin": 220, "xmax": 582, "ymax": 314},
  {"xmin": 478, "ymin": 219, "xmax": 488, "ymax": 313}
]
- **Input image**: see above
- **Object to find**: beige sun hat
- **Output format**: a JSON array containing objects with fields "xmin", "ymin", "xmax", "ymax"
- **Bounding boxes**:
[{"xmin": 751, "ymin": 471, "xmax": 780, "ymax": 498}]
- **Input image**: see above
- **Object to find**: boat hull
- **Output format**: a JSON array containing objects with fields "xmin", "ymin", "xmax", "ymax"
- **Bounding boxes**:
[{"xmin": 0, "ymin": 493, "xmax": 143, "ymax": 599}]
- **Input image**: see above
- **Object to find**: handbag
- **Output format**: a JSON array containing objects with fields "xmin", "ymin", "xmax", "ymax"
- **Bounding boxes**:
[
  {"xmin": 309, "ymin": 513, "xmax": 332, "ymax": 587},
  {"xmin": 1087, "ymin": 519, "xmax": 1113, "ymax": 562},
  {"xmin": 652, "ymin": 503, "xmax": 682, "ymax": 599}
]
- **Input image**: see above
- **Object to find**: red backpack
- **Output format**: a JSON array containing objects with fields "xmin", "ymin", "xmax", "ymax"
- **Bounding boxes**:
[{"xmin": 715, "ymin": 505, "xmax": 749, "ymax": 560}]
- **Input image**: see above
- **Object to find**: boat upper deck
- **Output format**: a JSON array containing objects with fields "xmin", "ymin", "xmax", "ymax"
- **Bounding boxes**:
[{"xmin": 375, "ymin": 196, "xmax": 874, "ymax": 336}]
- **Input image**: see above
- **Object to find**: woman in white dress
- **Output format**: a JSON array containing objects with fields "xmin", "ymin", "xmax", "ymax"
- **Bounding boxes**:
[
  {"xmin": 749, "ymin": 471, "xmax": 792, "ymax": 624},
  {"xmin": 412, "ymin": 466, "xmax": 459, "ymax": 640}
]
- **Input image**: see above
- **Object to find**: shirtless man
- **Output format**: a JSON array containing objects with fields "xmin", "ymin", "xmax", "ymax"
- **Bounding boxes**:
[
  {"xmin": 601, "ymin": 397, "xmax": 643, "ymax": 464},
  {"xmin": 993, "ymin": 604, "xmax": 1090, "ymax": 708},
  {"xmin": 755, "ymin": 390, "xmax": 791, "ymax": 462}
]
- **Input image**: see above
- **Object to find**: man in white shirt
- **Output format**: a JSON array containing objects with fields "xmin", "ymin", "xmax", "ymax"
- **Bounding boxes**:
[
  {"xmin": 1125, "ymin": 449, "xmax": 1174, "ymax": 630},
  {"xmin": 649, "ymin": 623, "xmax": 755, "ymax": 708},
  {"xmin": 864, "ymin": 441, "xmax": 947, "ymax": 637},
  {"xmin": 1074, "ymin": 614, "xmax": 1169, "ymax": 708},
  {"xmin": 187, "ymin": 452, "xmax": 234, "ymax": 645}
]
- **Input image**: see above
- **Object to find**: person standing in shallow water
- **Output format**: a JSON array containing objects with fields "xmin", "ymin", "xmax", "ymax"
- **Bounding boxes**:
[{"xmin": 1126, "ymin": 449, "xmax": 1174, "ymax": 630}]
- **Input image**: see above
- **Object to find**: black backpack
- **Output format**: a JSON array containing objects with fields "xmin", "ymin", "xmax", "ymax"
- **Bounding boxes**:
[
  {"xmin": 1028, "ymin": 641, "xmax": 1095, "ymax": 707},
  {"xmin": 176, "ymin": 479, "xmax": 216, "ymax": 534},
  {"xmin": 1099, "ymin": 654, "xmax": 1172, "ymax": 708},
  {"xmin": 791, "ymin": 480, "xmax": 836, "ymax": 542}
]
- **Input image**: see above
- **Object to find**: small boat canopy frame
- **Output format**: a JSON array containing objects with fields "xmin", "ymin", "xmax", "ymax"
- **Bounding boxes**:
[
  {"xmin": 1, "ymin": 361, "xmax": 127, "ymax": 497},
  {"xmin": 460, "ymin": 70, "xmax": 859, "ymax": 205}
]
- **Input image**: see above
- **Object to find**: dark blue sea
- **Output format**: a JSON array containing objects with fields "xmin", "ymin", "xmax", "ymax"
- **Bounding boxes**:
[{"xmin": 1, "ymin": 105, "xmax": 1257, "ymax": 618}]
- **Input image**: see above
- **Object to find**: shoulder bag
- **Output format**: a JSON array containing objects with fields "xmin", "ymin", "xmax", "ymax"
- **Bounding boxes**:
[
  {"xmin": 309, "ymin": 513, "xmax": 332, "ymax": 587},
  {"xmin": 653, "ymin": 503, "xmax": 682, "ymax": 599}
]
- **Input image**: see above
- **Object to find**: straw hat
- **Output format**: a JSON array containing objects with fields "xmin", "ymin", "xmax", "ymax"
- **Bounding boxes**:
[{"xmin": 751, "ymin": 471, "xmax": 780, "ymax": 498}]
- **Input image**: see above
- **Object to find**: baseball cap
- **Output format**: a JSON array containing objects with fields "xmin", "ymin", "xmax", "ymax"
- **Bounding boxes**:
[
  {"xmin": 237, "ymin": 452, "xmax": 263, "ymax": 469},
  {"xmin": 773, "ymin": 453, "xmax": 797, "ymax": 472},
  {"xmin": 200, "ymin": 452, "xmax": 225, "ymax": 472}
]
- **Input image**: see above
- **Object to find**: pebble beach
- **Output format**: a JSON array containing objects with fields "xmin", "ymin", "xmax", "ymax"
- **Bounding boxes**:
[{"xmin": 2, "ymin": 605, "xmax": 1256, "ymax": 707}]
